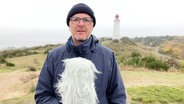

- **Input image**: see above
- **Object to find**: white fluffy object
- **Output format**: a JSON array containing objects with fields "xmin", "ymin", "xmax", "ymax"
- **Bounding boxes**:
[{"xmin": 55, "ymin": 57, "xmax": 101, "ymax": 104}]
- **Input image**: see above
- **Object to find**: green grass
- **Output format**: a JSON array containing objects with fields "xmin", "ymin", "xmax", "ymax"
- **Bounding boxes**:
[
  {"xmin": 120, "ymin": 70, "xmax": 184, "ymax": 87},
  {"xmin": 0, "ymin": 67, "xmax": 17, "ymax": 73},
  {"xmin": 7, "ymin": 54, "xmax": 46, "ymax": 68},
  {"xmin": 120, "ymin": 70, "xmax": 184, "ymax": 104},
  {"xmin": 1, "ymin": 93, "xmax": 35, "ymax": 104},
  {"xmin": 0, "ymin": 54, "xmax": 46, "ymax": 73},
  {"xmin": 127, "ymin": 85, "xmax": 184, "ymax": 104}
]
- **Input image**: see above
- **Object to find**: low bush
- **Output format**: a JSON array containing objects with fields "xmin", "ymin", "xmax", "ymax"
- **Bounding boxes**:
[
  {"xmin": 0, "ymin": 58, "xmax": 7, "ymax": 64},
  {"xmin": 142, "ymin": 56, "xmax": 169, "ymax": 71},
  {"xmin": 179, "ymin": 61, "xmax": 184, "ymax": 72},
  {"xmin": 123, "ymin": 52, "xmax": 169, "ymax": 71},
  {"xmin": 0, "ymin": 49, "xmax": 38, "ymax": 59},
  {"xmin": 28, "ymin": 66, "xmax": 36, "ymax": 71},
  {"xmin": 6, "ymin": 62, "xmax": 15, "ymax": 67},
  {"xmin": 30, "ymin": 83, "xmax": 36, "ymax": 93}
]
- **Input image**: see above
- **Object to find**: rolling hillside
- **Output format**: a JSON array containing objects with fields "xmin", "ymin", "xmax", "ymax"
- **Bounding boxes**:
[
  {"xmin": 133, "ymin": 36, "xmax": 184, "ymax": 60},
  {"xmin": 0, "ymin": 36, "xmax": 184, "ymax": 104}
]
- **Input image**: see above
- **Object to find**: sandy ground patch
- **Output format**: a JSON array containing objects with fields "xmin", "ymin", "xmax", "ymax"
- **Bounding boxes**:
[{"xmin": 0, "ymin": 70, "xmax": 38, "ymax": 102}]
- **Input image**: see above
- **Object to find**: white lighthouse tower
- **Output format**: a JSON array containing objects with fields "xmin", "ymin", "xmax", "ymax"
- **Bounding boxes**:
[{"xmin": 113, "ymin": 14, "xmax": 121, "ymax": 40}]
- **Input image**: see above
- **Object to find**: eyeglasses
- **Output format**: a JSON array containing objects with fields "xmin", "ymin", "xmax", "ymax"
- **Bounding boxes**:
[{"xmin": 70, "ymin": 17, "xmax": 93, "ymax": 25}]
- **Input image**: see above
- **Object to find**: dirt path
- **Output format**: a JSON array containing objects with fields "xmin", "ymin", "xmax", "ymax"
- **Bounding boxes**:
[{"xmin": 0, "ymin": 70, "xmax": 38, "ymax": 102}]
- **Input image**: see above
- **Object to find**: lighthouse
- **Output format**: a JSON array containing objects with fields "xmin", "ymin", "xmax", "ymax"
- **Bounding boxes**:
[{"xmin": 113, "ymin": 14, "xmax": 121, "ymax": 40}]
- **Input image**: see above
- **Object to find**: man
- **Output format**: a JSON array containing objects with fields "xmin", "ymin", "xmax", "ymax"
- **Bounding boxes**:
[{"xmin": 35, "ymin": 3, "xmax": 126, "ymax": 104}]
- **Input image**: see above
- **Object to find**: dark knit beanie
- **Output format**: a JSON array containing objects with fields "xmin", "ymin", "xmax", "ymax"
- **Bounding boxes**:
[{"xmin": 66, "ymin": 3, "xmax": 96, "ymax": 27}]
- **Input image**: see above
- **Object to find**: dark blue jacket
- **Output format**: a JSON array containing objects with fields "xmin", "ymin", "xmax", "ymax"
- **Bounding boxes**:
[{"xmin": 35, "ymin": 35, "xmax": 126, "ymax": 104}]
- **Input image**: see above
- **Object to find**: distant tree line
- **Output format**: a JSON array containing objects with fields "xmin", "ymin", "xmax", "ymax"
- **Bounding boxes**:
[
  {"xmin": 0, "ymin": 49, "xmax": 38, "ymax": 59},
  {"xmin": 134, "ymin": 36, "xmax": 174, "ymax": 47},
  {"xmin": 0, "ymin": 48, "xmax": 38, "ymax": 67},
  {"xmin": 0, "ymin": 44, "xmax": 63, "ymax": 67}
]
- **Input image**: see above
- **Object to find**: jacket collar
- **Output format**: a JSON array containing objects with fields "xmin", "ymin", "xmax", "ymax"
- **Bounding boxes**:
[{"xmin": 66, "ymin": 35, "xmax": 98, "ymax": 55}]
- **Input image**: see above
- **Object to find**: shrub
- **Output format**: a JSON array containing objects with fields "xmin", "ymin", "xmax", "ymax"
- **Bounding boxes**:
[
  {"xmin": 0, "ymin": 49, "xmax": 38, "ymax": 59},
  {"xmin": 141, "ymin": 56, "xmax": 156, "ymax": 63},
  {"xmin": 142, "ymin": 56, "xmax": 169, "ymax": 71},
  {"xmin": 6, "ymin": 62, "xmax": 15, "ymax": 67},
  {"xmin": 0, "ymin": 58, "xmax": 7, "ymax": 64},
  {"xmin": 28, "ymin": 66, "xmax": 36, "ymax": 71},
  {"xmin": 112, "ymin": 39, "xmax": 119, "ymax": 43},
  {"xmin": 123, "ymin": 54, "xmax": 169, "ymax": 71},
  {"xmin": 145, "ymin": 60, "xmax": 169, "ymax": 71},
  {"xmin": 179, "ymin": 61, "xmax": 184, "ymax": 72},
  {"xmin": 131, "ymin": 52, "xmax": 141, "ymax": 58},
  {"xmin": 30, "ymin": 82, "xmax": 36, "ymax": 93},
  {"xmin": 44, "ymin": 50, "xmax": 49, "ymax": 54},
  {"xmin": 123, "ymin": 52, "xmax": 143, "ymax": 67}
]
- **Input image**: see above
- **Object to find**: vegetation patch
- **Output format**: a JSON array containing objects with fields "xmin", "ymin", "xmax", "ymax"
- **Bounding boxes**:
[
  {"xmin": 123, "ymin": 52, "xmax": 169, "ymax": 71},
  {"xmin": 0, "ymin": 49, "xmax": 38, "ymax": 59},
  {"xmin": 0, "ymin": 58, "xmax": 15, "ymax": 67},
  {"xmin": 179, "ymin": 60, "xmax": 184, "ymax": 72},
  {"xmin": 0, "ymin": 68, "xmax": 16, "ymax": 73},
  {"xmin": 127, "ymin": 85, "xmax": 184, "ymax": 104},
  {"xmin": 0, "ymin": 37, "xmax": 183, "ymax": 103}
]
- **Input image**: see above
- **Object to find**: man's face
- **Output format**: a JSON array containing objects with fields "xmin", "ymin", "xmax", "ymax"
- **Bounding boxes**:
[{"xmin": 69, "ymin": 13, "xmax": 94, "ymax": 46}]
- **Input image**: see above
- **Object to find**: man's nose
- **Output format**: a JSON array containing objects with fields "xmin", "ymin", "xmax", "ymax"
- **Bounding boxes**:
[{"xmin": 78, "ymin": 20, "xmax": 85, "ymax": 25}]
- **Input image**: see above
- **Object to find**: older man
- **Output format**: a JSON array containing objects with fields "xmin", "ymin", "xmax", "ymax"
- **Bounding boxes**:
[{"xmin": 35, "ymin": 3, "xmax": 126, "ymax": 104}]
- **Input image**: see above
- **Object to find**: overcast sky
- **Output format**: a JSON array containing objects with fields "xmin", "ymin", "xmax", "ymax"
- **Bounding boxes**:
[{"xmin": 0, "ymin": 0, "xmax": 184, "ymax": 47}]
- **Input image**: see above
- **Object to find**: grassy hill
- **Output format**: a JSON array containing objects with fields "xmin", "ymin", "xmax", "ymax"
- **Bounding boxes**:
[
  {"xmin": 133, "ymin": 36, "xmax": 184, "ymax": 60},
  {"xmin": 0, "ymin": 36, "xmax": 184, "ymax": 104},
  {"xmin": 158, "ymin": 36, "xmax": 184, "ymax": 59}
]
